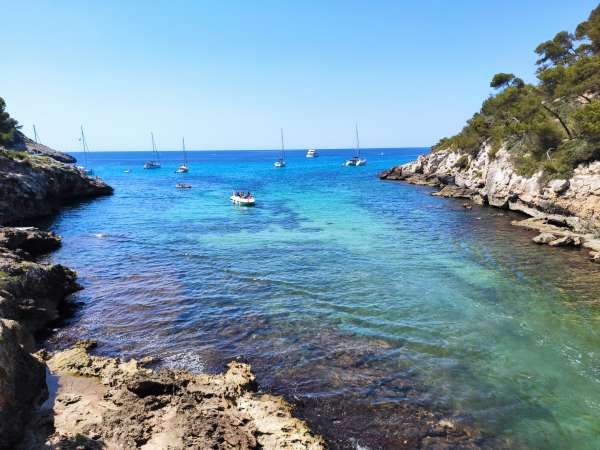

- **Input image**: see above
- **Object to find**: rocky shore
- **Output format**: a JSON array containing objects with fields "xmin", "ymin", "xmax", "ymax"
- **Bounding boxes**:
[{"xmin": 380, "ymin": 146, "xmax": 600, "ymax": 261}]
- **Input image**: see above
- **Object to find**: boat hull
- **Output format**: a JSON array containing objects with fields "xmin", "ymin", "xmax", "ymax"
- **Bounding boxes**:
[{"xmin": 230, "ymin": 195, "xmax": 255, "ymax": 206}]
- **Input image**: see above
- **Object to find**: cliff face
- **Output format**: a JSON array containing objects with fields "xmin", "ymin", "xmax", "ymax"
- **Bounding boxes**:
[
  {"xmin": 0, "ymin": 228, "xmax": 79, "ymax": 449},
  {"xmin": 0, "ymin": 153, "xmax": 112, "ymax": 225},
  {"xmin": 380, "ymin": 147, "xmax": 600, "ymax": 254}
]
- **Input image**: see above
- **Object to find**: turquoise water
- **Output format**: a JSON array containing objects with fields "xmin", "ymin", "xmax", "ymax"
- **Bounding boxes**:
[{"xmin": 44, "ymin": 149, "xmax": 600, "ymax": 449}]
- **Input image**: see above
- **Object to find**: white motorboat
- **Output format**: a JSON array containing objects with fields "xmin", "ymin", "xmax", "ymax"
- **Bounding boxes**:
[
  {"xmin": 306, "ymin": 148, "xmax": 318, "ymax": 158},
  {"xmin": 144, "ymin": 132, "xmax": 161, "ymax": 169},
  {"xmin": 176, "ymin": 183, "xmax": 192, "ymax": 189},
  {"xmin": 175, "ymin": 137, "xmax": 189, "ymax": 173},
  {"xmin": 344, "ymin": 124, "xmax": 367, "ymax": 167},
  {"xmin": 230, "ymin": 192, "xmax": 255, "ymax": 206},
  {"xmin": 274, "ymin": 128, "xmax": 286, "ymax": 168}
]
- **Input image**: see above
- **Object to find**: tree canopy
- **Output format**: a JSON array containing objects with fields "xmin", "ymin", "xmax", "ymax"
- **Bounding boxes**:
[
  {"xmin": 0, "ymin": 97, "xmax": 18, "ymax": 146},
  {"xmin": 434, "ymin": 4, "xmax": 600, "ymax": 181}
]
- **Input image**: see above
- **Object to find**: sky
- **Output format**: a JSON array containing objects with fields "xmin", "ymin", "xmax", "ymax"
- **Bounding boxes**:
[{"xmin": 2, "ymin": 0, "xmax": 598, "ymax": 151}]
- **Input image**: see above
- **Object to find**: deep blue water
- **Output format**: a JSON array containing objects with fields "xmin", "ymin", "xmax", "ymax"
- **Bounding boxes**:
[{"xmin": 44, "ymin": 148, "xmax": 600, "ymax": 449}]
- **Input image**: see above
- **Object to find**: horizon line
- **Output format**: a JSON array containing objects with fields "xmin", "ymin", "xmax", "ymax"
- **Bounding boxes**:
[{"xmin": 66, "ymin": 146, "xmax": 431, "ymax": 153}]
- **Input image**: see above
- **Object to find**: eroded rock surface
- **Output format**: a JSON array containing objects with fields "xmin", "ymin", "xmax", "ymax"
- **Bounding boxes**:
[
  {"xmin": 0, "ymin": 153, "xmax": 112, "ymax": 224},
  {"xmin": 25, "ymin": 345, "xmax": 326, "ymax": 450}
]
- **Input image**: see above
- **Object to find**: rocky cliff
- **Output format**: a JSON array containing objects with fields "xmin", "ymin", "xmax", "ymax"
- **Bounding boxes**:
[
  {"xmin": 380, "ymin": 146, "xmax": 600, "ymax": 258},
  {"xmin": 0, "ymin": 151, "xmax": 112, "ymax": 224},
  {"xmin": 0, "ymin": 228, "xmax": 79, "ymax": 449}
]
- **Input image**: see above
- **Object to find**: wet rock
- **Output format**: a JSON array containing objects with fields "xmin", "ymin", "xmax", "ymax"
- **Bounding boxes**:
[
  {"xmin": 533, "ymin": 233, "xmax": 557, "ymax": 244},
  {"xmin": 0, "ymin": 227, "xmax": 61, "ymax": 255},
  {"xmin": 590, "ymin": 251, "xmax": 600, "ymax": 263},
  {"xmin": 432, "ymin": 185, "xmax": 474, "ymax": 198},
  {"xmin": 548, "ymin": 235, "xmax": 582, "ymax": 247}
]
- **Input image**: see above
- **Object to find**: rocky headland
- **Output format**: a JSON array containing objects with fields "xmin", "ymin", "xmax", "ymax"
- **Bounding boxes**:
[
  {"xmin": 380, "ymin": 146, "xmax": 600, "ymax": 261},
  {"xmin": 0, "ymin": 147, "xmax": 112, "ymax": 224}
]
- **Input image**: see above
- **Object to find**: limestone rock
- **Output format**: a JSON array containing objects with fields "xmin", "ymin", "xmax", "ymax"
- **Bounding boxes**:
[
  {"xmin": 0, "ymin": 320, "xmax": 47, "ymax": 449},
  {"xmin": 548, "ymin": 235, "xmax": 582, "ymax": 247},
  {"xmin": 381, "ymin": 146, "xmax": 600, "ymax": 243},
  {"xmin": 38, "ymin": 347, "xmax": 327, "ymax": 450},
  {"xmin": 0, "ymin": 153, "xmax": 112, "ymax": 225},
  {"xmin": 533, "ymin": 233, "xmax": 557, "ymax": 244}
]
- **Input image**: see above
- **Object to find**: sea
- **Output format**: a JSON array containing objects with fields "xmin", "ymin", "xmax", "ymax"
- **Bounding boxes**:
[{"xmin": 42, "ymin": 148, "xmax": 600, "ymax": 449}]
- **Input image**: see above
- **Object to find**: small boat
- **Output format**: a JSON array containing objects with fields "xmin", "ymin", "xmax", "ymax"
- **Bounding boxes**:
[
  {"xmin": 176, "ymin": 183, "xmax": 192, "ymax": 189},
  {"xmin": 124, "ymin": 169, "xmax": 131, "ymax": 173},
  {"xmin": 77, "ymin": 125, "xmax": 94, "ymax": 175},
  {"xmin": 144, "ymin": 132, "xmax": 161, "ymax": 169},
  {"xmin": 175, "ymin": 137, "xmax": 189, "ymax": 173},
  {"xmin": 230, "ymin": 192, "xmax": 255, "ymax": 206},
  {"xmin": 306, "ymin": 148, "xmax": 318, "ymax": 158},
  {"xmin": 344, "ymin": 124, "xmax": 367, "ymax": 166},
  {"xmin": 274, "ymin": 128, "xmax": 286, "ymax": 168}
]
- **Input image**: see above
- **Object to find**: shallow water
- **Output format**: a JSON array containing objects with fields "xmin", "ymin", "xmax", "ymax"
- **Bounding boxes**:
[{"xmin": 44, "ymin": 148, "xmax": 600, "ymax": 449}]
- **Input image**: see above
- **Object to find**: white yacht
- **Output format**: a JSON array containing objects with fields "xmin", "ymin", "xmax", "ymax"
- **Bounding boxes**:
[
  {"xmin": 274, "ymin": 128, "xmax": 286, "ymax": 168},
  {"xmin": 144, "ymin": 132, "xmax": 161, "ymax": 169},
  {"xmin": 175, "ymin": 137, "xmax": 189, "ymax": 173},
  {"xmin": 306, "ymin": 148, "xmax": 318, "ymax": 158},
  {"xmin": 344, "ymin": 124, "xmax": 367, "ymax": 166}
]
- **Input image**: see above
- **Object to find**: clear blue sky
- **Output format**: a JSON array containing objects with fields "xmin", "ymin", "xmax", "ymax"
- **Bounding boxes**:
[{"xmin": 2, "ymin": 0, "xmax": 598, "ymax": 151}]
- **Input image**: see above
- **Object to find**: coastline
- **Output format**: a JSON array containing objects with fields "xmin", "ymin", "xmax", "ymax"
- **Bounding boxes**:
[{"xmin": 379, "ymin": 146, "xmax": 600, "ymax": 262}]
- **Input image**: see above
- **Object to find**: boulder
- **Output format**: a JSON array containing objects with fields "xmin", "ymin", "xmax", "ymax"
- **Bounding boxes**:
[
  {"xmin": 533, "ymin": 233, "xmax": 557, "ymax": 244},
  {"xmin": 0, "ymin": 227, "xmax": 61, "ymax": 255},
  {"xmin": 548, "ymin": 235, "xmax": 582, "ymax": 247}
]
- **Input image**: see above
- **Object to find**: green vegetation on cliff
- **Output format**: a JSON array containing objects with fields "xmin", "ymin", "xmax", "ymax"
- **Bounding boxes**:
[
  {"xmin": 0, "ymin": 97, "xmax": 19, "ymax": 147},
  {"xmin": 434, "ymin": 4, "xmax": 600, "ymax": 180}
]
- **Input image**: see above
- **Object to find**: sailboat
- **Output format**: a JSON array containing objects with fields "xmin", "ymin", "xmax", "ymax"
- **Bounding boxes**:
[
  {"xmin": 144, "ymin": 132, "xmax": 161, "ymax": 169},
  {"xmin": 306, "ymin": 148, "xmax": 318, "ymax": 158},
  {"xmin": 77, "ymin": 126, "xmax": 94, "ymax": 175},
  {"xmin": 274, "ymin": 128, "xmax": 286, "ymax": 168},
  {"xmin": 344, "ymin": 124, "xmax": 367, "ymax": 166},
  {"xmin": 175, "ymin": 137, "xmax": 189, "ymax": 173}
]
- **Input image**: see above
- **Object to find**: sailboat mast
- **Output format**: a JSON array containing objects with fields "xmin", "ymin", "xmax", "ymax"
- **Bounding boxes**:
[
  {"xmin": 182, "ymin": 137, "xmax": 187, "ymax": 165},
  {"xmin": 151, "ymin": 132, "xmax": 158, "ymax": 162},
  {"xmin": 280, "ymin": 128, "xmax": 285, "ymax": 159},
  {"xmin": 81, "ymin": 125, "xmax": 88, "ymax": 167},
  {"xmin": 355, "ymin": 123, "xmax": 360, "ymax": 158}
]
